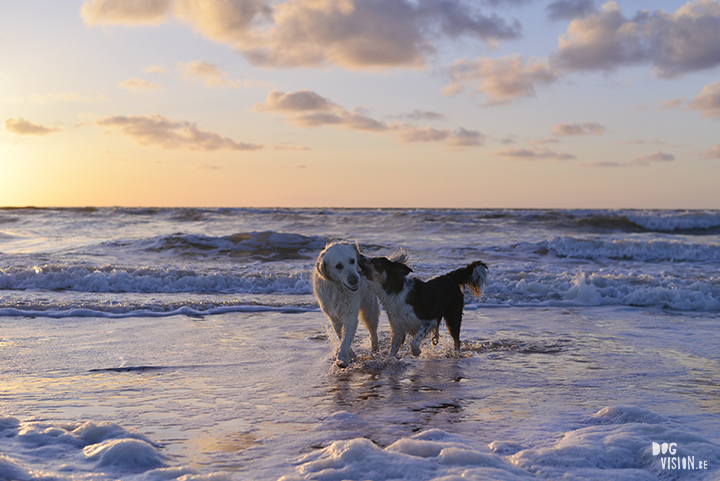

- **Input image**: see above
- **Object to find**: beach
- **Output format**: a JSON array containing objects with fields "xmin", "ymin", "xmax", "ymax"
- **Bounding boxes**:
[
  {"xmin": 2, "ymin": 307, "xmax": 720, "ymax": 480},
  {"xmin": 1, "ymin": 207, "xmax": 720, "ymax": 479}
]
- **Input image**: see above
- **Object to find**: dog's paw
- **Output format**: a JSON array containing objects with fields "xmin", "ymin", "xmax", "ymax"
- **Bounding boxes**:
[
  {"xmin": 411, "ymin": 344, "xmax": 422, "ymax": 356},
  {"xmin": 336, "ymin": 351, "xmax": 350, "ymax": 368}
]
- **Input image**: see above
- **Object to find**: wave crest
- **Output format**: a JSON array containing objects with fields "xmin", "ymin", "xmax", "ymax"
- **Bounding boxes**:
[
  {"xmin": 139, "ymin": 231, "xmax": 325, "ymax": 260},
  {"xmin": 543, "ymin": 236, "xmax": 720, "ymax": 262}
]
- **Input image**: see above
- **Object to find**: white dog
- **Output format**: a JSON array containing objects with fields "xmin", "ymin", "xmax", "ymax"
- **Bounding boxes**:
[{"xmin": 312, "ymin": 242, "xmax": 379, "ymax": 367}]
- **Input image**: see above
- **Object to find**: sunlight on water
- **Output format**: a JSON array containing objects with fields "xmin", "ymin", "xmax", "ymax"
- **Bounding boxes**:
[{"xmin": 1, "ymin": 208, "xmax": 720, "ymax": 479}]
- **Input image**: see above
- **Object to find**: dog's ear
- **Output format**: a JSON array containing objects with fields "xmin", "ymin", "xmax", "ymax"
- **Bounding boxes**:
[
  {"xmin": 389, "ymin": 247, "xmax": 409, "ymax": 264},
  {"xmin": 353, "ymin": 242, "xmax": 371, "ymax": 273},
  {"xmin": 315, "ymin": 247, "xmax": 330, "ymax": 279},
  {"xmin": 392, "ymin": 262, "xmax": 413, "ymax": 277},
  {"xmin": 316, "ymin": 258, "xmax": 330, "ymax": 279}
]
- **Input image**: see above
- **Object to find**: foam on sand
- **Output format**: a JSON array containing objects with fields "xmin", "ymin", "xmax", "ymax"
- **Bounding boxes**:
[{"xmin": 282, "ymin": 407, "xmax": 720, "ymax": 480}]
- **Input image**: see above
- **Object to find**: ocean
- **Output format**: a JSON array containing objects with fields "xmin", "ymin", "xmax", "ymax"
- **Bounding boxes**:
[{"xmin": 1, "ymin": 207, "xmax": 719, "ymax": 480}]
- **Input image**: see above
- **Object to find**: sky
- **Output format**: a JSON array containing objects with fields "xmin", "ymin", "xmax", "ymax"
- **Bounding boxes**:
[{"xmin": 1, "ymin": 0, "xmax": 719, "ymax": 209}]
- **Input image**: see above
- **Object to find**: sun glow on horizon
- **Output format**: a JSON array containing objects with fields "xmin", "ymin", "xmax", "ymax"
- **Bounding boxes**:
[{"xmin": 1, "ymin": 0, "xmax": 719, "ymax": 209}]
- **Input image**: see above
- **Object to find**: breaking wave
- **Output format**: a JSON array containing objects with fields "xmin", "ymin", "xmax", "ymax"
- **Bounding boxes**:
[
  {"xmin": 0, "ymin": 264, "xmax": 313, "ymax": 295},
  {"xmin": 541, "ymin": 236, "xmax": 720, "ymax": 262},
  {"xmin": 123, "ymin": 231, "xmax": 325, "ymax": 260}
]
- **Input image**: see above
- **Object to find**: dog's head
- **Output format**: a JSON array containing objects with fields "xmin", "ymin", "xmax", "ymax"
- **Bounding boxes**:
[
  {"xmin": 360, "ymin": 255, "xmax": 412, "ymax": 293},
  {"xmin": 316, "ymin": 242, "xmax": 365, "ymax": 292}
]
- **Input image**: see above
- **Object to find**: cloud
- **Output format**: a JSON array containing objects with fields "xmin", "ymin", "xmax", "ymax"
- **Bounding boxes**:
[
  {"xmin": 272, "ymin": 141, "xmax": 312, "ymax": 151},
  {"xmin": 688, "ymin": 82, "xmax": 720, "ymax": 118},
  {"xmin": 81, "ymin": 0, "xmax": 172, "ymax": 25},
  {"xmin": 81, "ymin": 0, "xmax": 521, "ymax": 69},
  {"xmin": 176, "ymin": 60, "xmax": 241, "ymax": 88},
  {"xmin": 444, "ymin": 54, "xmax": 558, "ymax": 105},
  {"xmin": 546, "ymin": 0, "xmax": 596, "ymax": 21},
  {"xmin": 4, "ymin": 118, "xmax": 63, "ymax": 135},
  {"xmin": 630, "ymin": 150, "xmax": 675, "ymax": 166},
  {"xmin": 186, "ymin": 0, "xmax": 521, "ymax": 68},
  {"xmin": 658, "ymin": 98, "xmax": 685, "ymax": 110},
  {"xmin": 119, "ymin": 78, "xmax": 163, "ymax": 91},
  {"xmin": 493, "ymin": 147, "xmax": 576, "ymax": 160},
  {"xmin": 617, "ymin": 139, "xmax": 669, "ymax": 146},
  {"xmin": 256, "ymin": 90, "xmax": 336, "ymax": 112},
  {"xmin": 532, "ymin": 138, "xmax": 561, "ymax": 145},
  {"xmin": 392, "ymin": 125, "xmax": 485, "ymax": 147},
  {"xmin": 256, "ymin": 89, "xmax": 483, "ymax": 148},
  {"xmin": 699, "ymin": 144, "xmax": 720, "ymax": 159},
  {"xmin": 590, "ymin": 150, "xmax": 676, "ymax": 167},
  {"xmin": 144, "ymin": 64, "xmax": 169, "ymax": 75},
  {"xmin": 552, "ymin": 122, "xmax": 606, "ymax": 136},
  {"xmin": 655, "ymin": 82, "xmax": 720, "ymax": 118},
  {"xmin": 586, "ymin": 161, "xmax": 623, "ymax": 168},
  {"xmin": 255, "ymin": 90, "xmax": 385, "ymax": 131},
  {"xmin": 552, "ymin": 0, "xmax": 720, "ymax": 78},
  {"xmin": 392, "ymin": 110, "xmax": 447, "ymax": 121},
  {"xmin": 95, "ymin": 114, "xmax": 263, "ymax": 151},
  {"xmin": 294, "ymin": 111, "xmax": 388, "ymax": 131}
]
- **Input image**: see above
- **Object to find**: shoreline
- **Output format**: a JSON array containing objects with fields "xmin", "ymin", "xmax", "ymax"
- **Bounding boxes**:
[{"xmin": 2, "ymin": 306, "xmax": 719, "ymax": 479}]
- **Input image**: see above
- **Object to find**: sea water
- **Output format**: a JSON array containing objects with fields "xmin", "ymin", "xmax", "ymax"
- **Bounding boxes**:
[{"xmin": 1, "ymin": 207, "xmax": 719, "ymax": 480}]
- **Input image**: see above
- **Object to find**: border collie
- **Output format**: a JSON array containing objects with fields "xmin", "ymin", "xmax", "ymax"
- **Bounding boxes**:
[
  {"xmin": 360, "ymin": 253, "xmax": 488, "ymax": 357},
  {"xmin": 312, "ymin": 242, "xmax": 380, "ymax": 367}
]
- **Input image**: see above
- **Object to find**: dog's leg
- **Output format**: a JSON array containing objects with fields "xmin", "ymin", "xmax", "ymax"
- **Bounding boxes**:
[
  {"xmin": 445, "ymin": 300, "xmax": 464, "ymax": 351},
  {"xmin": 336, "ymin": 316, "xmax": 358, "ymax": 368},
  {"xmin": 389, "ymin": 329, "xmax": 406, "ymax": 358},
  {"xmin": 330, "ymin": 316, "xmax": 353, "ymax": 367},
  {"xmin": 359, "ymin": 294, "xmax": 380, "ymax": 353},
  {"xmin": 410, "ymin": 320, "xmax": 440, "ymax": 356},
  {"xmin": 431, "ymin": 323, "xmax": 440, "ymax": 346},
  {"xmin": 330, "ymin": 316, "xmax": 344, "ymax": 343}
]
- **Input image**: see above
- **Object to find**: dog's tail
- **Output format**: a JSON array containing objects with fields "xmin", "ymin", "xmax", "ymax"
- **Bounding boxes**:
[{"xmin": 446, "ymin": 261, "xmax": 488, "ymax": 299}]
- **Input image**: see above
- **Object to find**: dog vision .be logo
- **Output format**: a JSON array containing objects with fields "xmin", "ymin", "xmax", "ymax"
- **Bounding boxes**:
[{"xmin": 652, "ymin": 442, "xmax": 710, "ymax": 471}]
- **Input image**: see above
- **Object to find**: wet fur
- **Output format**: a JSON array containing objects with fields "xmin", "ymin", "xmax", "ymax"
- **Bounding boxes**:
[
  {"xmin": 312, "ymin": 242, "xmax": 380, "ymax": 367},
  {"xmin": 362, "ymin": 255, "xmax": 487, "ymax": 357}
]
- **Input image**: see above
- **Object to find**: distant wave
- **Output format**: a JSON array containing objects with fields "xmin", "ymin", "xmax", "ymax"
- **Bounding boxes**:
[
  {"xmin": 624, "ymin": 211, "xmax": 720, "ymax": 233},
  {"xmin": 0, "ymin": 304, "xmax": 318, "ymax": 319},
  {"xmin": 483, "ymin": 269, "xmax": 720, "ymax": 312},
  {"xmin": 3, "ymin": 206, "xmax": 719, "ymax": 234},
  {"xmin": 0, "ymin": 264, "xmax": 314, "ymax": 294},
  {"xmin": 106, "ymin": 230, "xmax": 326, "ymax": 260},
  {"xmin": 540, "ymin": 236, "xmax": 720, "ymax": 262},
  {"xmin": 2, "ymin": 207, "xmax": 719, "ymax": 315},
  {"xmin": 512, "ymin": 210, "xmax": 720, "ymax": 234},
  {"xmin": 567, "ymin": 211, "xmax": 720, "ymax": 234}
]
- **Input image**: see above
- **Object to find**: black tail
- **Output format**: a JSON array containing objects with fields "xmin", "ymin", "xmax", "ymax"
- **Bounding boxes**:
[{"xmin": 446, "ymin": 261, "xmax": 488, "ymax": 299}]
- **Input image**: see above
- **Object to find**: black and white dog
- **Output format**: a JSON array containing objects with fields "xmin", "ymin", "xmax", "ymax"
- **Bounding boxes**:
[{"xmin": 360, "ymin": 253, "xmax": 488, "ymax": 357}]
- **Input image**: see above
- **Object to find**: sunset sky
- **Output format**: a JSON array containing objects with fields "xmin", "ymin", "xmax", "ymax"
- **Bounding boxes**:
[{"xmin": 1, "ymin": 0, "xmax": 719, "ymax": 208}]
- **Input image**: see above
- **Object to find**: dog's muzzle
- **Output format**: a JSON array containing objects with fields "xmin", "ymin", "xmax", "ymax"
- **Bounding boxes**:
[{"xmin": 345, "ymin": 274, "xmax": 360, "ymax": 292}]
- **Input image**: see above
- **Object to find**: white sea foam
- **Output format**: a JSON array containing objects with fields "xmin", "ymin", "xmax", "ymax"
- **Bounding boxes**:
[
  {"xmin": 488, "ymin": 269, "xmax": 720, "ymax": 311},
  {"xmin": 0, "ymin": 417, "xmax": 231, "ymax": 481},
  {"xmin": 625, "ymin": 211, "xmax": 720, "ymax": 233},
  {"xmin": 544, "ymin": 236, "xmax": 720, "ymax": 262},
  {"xmin": 0, "ymin": 265, "xmax": 313, "ymax": 295},
  {"xmin": 1, "ymin": 207, "xmax": 719, "ymax": 313},
  {"xmin": 0, "ymin": 304, "xmax": 317, "ymax": 319},
  {"xmin": 282, "ymin": 407, "xmax": 720, "ymax": 481},
  {"xmin": 2, "ymin": 306, "xmax": 719, "ymax": 480},
  {"xmin": 138, "ymin": 231, "xmax": 325, "ymax": 259}
]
